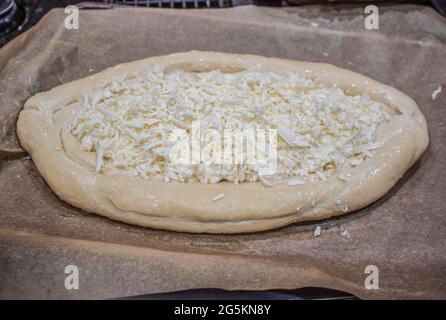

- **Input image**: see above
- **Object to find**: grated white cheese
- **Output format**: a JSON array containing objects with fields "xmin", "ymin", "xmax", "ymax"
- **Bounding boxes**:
[
  {"xmin": 70, "ymin": 65, "xmax": 390, "ymax": 185},
  {"xmin": 336, "ymin": 199, "xmax": 349, "ymax": 213},
  {"xmin": 432, "ymin": 85, "xmax": 442, "ymax": 100},
  {"xmin": 337, "ymin": 173, "xmax": 350, "ymax": 182},
  {"xmin": 340, "ymin": 229, "xmax": 351, "ymax": 239},
  {"xmin": 339, "ymin": 225, "xmax": 351, "ymax": 239},
  {"xmin": 350, "ymin": 157, "xmax": 364, "ymax": 167},
  {"xmin": 313, "ymin": 225, "xmax": 321, "ymax": 237},
  {"xmin": 212, "ymin": 193, "xmax": 225, "ymax": 201},
  {"xmin": 288, "ymin": 178, "xmax": 305, "ymax": 186}
]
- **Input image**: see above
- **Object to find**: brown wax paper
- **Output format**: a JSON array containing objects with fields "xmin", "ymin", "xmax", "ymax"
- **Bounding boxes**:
[{"xmin": 0, "ymin": 4, "xmax": 445, "ymax": 299}]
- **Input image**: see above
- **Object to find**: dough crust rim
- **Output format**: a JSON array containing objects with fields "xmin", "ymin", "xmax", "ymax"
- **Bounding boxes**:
[{"xmin": 16, "ymin": 51, "xmax": 429, "ymax": 233}]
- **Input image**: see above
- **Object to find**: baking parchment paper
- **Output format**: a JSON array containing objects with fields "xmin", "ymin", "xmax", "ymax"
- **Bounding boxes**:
[{"xmin": 0, "ymin": 4, "xmax": 445, "ymax": 299}]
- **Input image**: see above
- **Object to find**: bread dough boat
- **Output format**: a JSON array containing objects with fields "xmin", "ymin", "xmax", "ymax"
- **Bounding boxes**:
[{"xmin": 17, "ymin": 51, "xmax": 429, "ymax": 233}]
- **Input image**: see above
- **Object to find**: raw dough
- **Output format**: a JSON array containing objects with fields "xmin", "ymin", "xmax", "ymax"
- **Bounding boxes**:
[{"xmin": 16, "ymin": 51, "xmax": 429, "ymax": 233}]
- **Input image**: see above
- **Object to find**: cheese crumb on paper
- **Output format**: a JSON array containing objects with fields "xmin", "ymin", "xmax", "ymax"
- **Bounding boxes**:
[
  {"xmin": 432, "ymin": 86, "xmax": 442, "ymax": 100},
  {"xmin": 313, "ymin": 225, "xmax": 321, "ymax": 237}
]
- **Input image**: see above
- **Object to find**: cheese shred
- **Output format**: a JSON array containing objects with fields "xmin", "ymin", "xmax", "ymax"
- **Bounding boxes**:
[{"xmin": 70, "ymin": 65, "xmax": 389, "ymax": 185}]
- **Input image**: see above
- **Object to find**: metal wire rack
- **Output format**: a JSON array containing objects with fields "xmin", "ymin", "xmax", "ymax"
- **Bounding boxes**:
[{"xmin": 99, "ymin": 0, "xmax": 233, "ymax": 8}]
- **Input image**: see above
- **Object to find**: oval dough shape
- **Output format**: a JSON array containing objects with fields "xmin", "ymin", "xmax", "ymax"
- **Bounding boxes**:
[{"xmin": 16, "ymin": 51, "xmax": 429, "ymax": 233}]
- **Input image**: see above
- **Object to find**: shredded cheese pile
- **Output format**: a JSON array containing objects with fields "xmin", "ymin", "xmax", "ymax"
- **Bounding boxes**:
[{"xmin": 69, "ymin": 65, "xmax": 390, "ymax": 185}]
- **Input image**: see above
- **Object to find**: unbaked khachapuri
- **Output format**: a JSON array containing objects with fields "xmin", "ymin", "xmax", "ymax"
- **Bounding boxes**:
[{"xmin": 17, "ymin": 51, "xmax": 429, "ymax": 233}]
